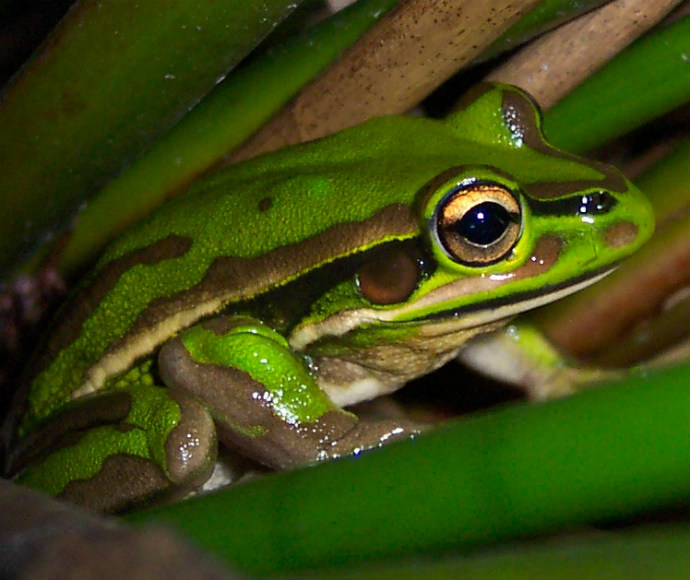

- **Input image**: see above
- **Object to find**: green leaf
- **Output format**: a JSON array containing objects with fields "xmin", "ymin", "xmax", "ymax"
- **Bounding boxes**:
[
  {"xmin": 54, "ymin": 0, "xmax": 398, "ymax": 276},
  {"xmin": 127, "ymin": 362, "xmax": 690, "ymax": 576},
  {"xmin": 477, "ymin": 0, "xmax": 611, "ymax": 62},
  {"xmin": 311, "ymin": 524, "xmax": 690, "ymax": 580},
  {"xmin": 543, "ymin": 15, "xmax": 690, "ymax": 153},
  {"xmin": 0, "ymin": 0, "xmax": 303, "ymax": 277}
]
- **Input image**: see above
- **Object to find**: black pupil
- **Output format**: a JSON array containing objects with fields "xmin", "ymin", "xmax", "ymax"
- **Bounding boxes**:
[{"xmin": 457, "ymin": 201, "xmax": 511, "ymax": 246}]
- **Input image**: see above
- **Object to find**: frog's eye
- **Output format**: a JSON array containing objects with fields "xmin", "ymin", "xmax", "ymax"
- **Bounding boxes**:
[{"xmin": 434, "ymin": 182, "xmax": 521, "ymax": 266}]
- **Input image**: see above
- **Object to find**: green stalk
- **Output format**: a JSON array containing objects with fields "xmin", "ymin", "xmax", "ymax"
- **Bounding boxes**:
[
  {"xmin": 0, "ymin": 0, "xmax": 302, "ymax": 278},
  {"xmin": 477, "ymin": 0, "xmax": 610, "ymax": 62},
  {"xmin": 128, "ymin": 362, "xmax": 690, "ymax": 576},
  {"xmin": 54, "ymin": 0, "xmax": 398, "ymax": 276},
  {"xmin": 311, "ymin": 524, "xmax": 690, "ymax": 580},
  {"xmin": 635, "ymin": 138, "xmax": 690, "ymax": 218},
  {"xmin": 543, "ymin": 14, "xmax": 690, "ymax": 153}
]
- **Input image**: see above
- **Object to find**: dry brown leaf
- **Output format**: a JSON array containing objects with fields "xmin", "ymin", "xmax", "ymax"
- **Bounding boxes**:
[
  {"xmin": 485, "ymin": 0, "xmax": 684, "ymax": 109},
  {"xmin": 230, "ymin": 0, "xmax": 541, "ymax": 162}
]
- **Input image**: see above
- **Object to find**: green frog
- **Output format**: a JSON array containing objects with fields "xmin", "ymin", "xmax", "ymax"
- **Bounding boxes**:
[{"xmin": 3, "ymin": 84, "xmax": 654, "ymax": 513}]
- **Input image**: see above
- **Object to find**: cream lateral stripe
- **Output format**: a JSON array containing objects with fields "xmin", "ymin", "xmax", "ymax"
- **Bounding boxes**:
[
  {"xmin": 75, "ymin": 269, "xmax": 612, "ymax": 398},
  {"xmin": 71, "ymin": 297, "xmax": 225, "ymax": 399},
  {"xmin": 68, "ymin": 205, "xmax": 416, "ymax": 399},
  {"xmin": 290, "ymin": 270, "xmax": 613, "ymax": 350}
]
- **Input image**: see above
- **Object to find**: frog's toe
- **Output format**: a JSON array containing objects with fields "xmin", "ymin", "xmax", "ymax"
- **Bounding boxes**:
[
  {"xmin": 58, "ymin": 389, "xmax": 218, "ymax": 513},
  {"xmin": 163, "ymin": 389, "xmax": 218, "ymax": 489},
  {"xmin": 324, "ymin": 418, "xmax": 426, "ymax": 460},
  {"xmin": 11, "ymin": 386, "xmax": 218, "ymax": 514}
]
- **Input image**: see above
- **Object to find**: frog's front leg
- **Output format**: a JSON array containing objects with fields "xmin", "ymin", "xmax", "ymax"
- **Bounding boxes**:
[
  {"xmin": 9, "ymin": 383, "xmax": 217, "ymax": 513},
  {"xmin": 459, "ymin": 320, "xmax": 621, "ymax": 399},
  {"xmin": 159, "ymin": 316, "xmax": 420, "ymax": 469}
]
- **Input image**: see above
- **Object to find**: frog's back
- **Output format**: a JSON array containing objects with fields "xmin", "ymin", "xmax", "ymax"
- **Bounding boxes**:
[{"xmin": 18, "ymin": 115, "xmax": 459, "ymax": 431}]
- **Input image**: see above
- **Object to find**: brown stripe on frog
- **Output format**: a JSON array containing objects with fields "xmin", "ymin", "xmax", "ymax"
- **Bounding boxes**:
[
  {"xmin": 59, "ymin": 454, "xmax": 171, "ymax": 514},
  {"xmin": 6, "ymin": 389, "xmax": 133, "ymax": 476},
  {"xmin": 452, "ymin": 82, "xmax": 495, "ymax": 113},
  {"xmin": 428, "ymin": 234, "xmax": 613, "ymax": 321},
  {"xmin": 30, "ymin": 235, "xmax": 193, "ymax": 380},
  {"xmin": 417, "ymin": 235, "xmax": 564, "ymax": 320},
  {"xmin": 4, "ymin": 237, "xmax": 190, "ymax": 439},
  {"xmin": 88, "ymin": 204, "xmax": 417, "ymax": 387},
  {"xmin": 290, "ymin": 235, "xmax": 565, "ymax": 353},
  {"xmin": 500, "ymin": 89, "xmax": 628, "ymax": 199}
]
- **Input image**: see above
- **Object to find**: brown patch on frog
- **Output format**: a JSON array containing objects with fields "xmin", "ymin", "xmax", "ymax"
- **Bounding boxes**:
[
  {"xmin": 501, "ymin": 90, "xmax": 628, "ymax": 198},
  {"xmin": 605, "ymin": 222, "xmax": 639, "ymax": 248},
  {"xmin": 312, "ymin": 327, "xmax": 484, "ymax": 398},
  {"xmin": 13, "ymin": 388, "xmax": 217, "ymax": 513},
  {"xmin": 59, "ymin": 454, "xmax": 171, "ymax": 514},
  {"xmin": 258, "ymin": 197, "xmax": 273, "ymax": 212},
  {"xmin": 429, "ymin": 235, "xmax": 562, "ymax": 304},
  {"xmin": 515, "ymin": 235, "xmax": 562, "ymax": 277},
  {"xmin": 523, "ymin": 178, "xmax": 625, "ymax": 202},
  {"xmin": 439, "ymin": 234, "xmax": 562, "ymax": 308}
]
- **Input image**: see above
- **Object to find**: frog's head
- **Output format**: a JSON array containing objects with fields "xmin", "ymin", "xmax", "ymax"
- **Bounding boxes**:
[{"xmin": 289, "ymin": 84, "xmax": 654, "ymax": 353}]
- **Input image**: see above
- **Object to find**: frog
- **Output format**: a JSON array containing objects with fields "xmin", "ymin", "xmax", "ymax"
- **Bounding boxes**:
[{"xmin": 2, "ymin": 83, "xmax": 654, "ymax": 513}]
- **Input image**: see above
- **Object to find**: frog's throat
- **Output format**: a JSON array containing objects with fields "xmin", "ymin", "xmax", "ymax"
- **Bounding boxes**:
[{"xmin": 288, "ymin": 268, "xmax": 614, "ymax": 351}]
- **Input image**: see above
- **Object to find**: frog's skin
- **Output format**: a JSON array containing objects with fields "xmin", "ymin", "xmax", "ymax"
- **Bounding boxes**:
[{"xmin": 2, "ymin": 84, "xmax": 654, "ymax": 513}]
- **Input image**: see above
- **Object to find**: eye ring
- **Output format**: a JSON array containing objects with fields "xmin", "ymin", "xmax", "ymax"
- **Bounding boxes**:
[{"xmin": 434, "ymin": 181, "xmax": 522, "ymax": 266}]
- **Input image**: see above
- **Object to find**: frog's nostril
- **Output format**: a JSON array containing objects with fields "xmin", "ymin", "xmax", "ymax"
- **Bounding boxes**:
[{"xmin": 605, "ymin": 222, "xmax": 639, "ymax": 248}]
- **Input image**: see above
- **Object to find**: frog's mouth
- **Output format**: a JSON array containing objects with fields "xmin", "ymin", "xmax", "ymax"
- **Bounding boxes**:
[
  {"xmin": 290, "ymin": 265, "xmax": 615, "ymax": 350},
  {"xmin": 423, "ymin": 265, "xmax": 616, "ymax": 325}
]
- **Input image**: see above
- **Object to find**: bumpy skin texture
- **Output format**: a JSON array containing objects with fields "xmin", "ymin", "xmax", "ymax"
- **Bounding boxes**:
[{"xmin": 4, "ymin": 84, "xmax": 654, "ymax": 513}]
